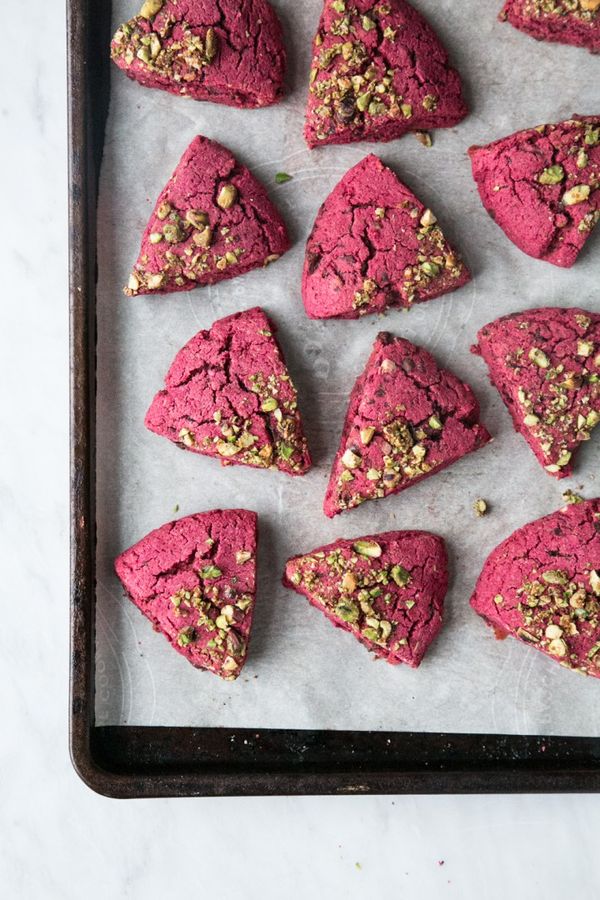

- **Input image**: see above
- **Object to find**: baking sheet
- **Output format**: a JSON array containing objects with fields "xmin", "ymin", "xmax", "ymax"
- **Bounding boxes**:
[{"xmin": 95, "ymin": 0, "xmax": 600, "ymax": 734}]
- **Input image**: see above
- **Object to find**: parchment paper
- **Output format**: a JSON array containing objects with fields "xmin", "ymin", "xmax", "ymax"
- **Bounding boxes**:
[{"xmin": 95, "ymin": 0, "xmax": 600, "ymax": 734}]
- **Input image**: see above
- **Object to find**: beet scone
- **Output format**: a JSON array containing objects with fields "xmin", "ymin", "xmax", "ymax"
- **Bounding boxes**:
[
  {"xmin": 111, "ymin": 0, "xmax": 286, "ymax": 107},
  {"xmin": 114, "ymin": 510, "xmax": 257, "ymax": 680},
  {"xmin": 303, "ymin": 155, "xmax": 470, "ymax": 319},
  {"xmin": 304, "ymin": 0, "xmax": 468, "ymax": 148},
  {"xmin": 284, "ymin": 530, "xmax": 448, "ymax": 667},
  {"xmin": 146, "ymin": 307, "xmax": 311, "ymax": 476},
  {"xmin": 324, "ymin": 333, "xmax": 491, "ymax": 517},
  {"xmin": 471, "ymin": 500, "xmax": 600, "ymax": 680},
  {"xmin": 125, "ymin": 136, "xmax": 289, "ymax": 296},
  {"xmin": 474, "ymin": 308, "xmax": 600, "ymax": 479},
  {"xmin": 469, "ymin": 116, "xmax": 600, "ymax": 268},
  {"xmin": 500, "ymin": 1, "xmax": 600, "ymax": 54}
]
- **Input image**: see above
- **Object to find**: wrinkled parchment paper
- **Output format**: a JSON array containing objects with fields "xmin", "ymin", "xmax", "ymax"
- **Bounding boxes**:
[{"xmin": 95, "ymin": 0, "xmax": 600, "ymax": 734}]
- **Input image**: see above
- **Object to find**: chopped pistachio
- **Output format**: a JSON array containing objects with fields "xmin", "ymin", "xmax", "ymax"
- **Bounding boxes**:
[
  {"xmin": 414, "ymin": 131, "xmax": 432, "ymax": 147},
  {"xmin": 563, "ymin": 184, "xmax": 591, "ymax": 206},
  {"xmin": 149, "ymin": 231, "xmax": 163, "ymax": 244},
  {"xmin": 336, "ymin": 599, "xmax": 359, "ymax": 623},
  {"xmin": 217, "ymin": 183, "xmax": 238, "ymax": 209},
  {"xmin": 523, "ymin": 414, "xmax": 540, "ymax": 427},
  {"xmin": 473, "ymin": 498, "xmax": 488, "ymax": 517},
  {"xmin": 538, "ymin": 165, "xmax": 565, "ymax": 185},
  {"xmin": 205, "ymin": 26, "xmax": 217, "ymax": 61},
  {"xmin": 577, "ymin": 150, "xmax": 589, "ymax": 169},
  {"xmin": 547, "ymin": 637, "xmax": 568, "ymax": 658},
  {"xmin": 589, "ymin": 570, "xmax": 600, "ymax": 595},
  {"xmin": 420, "ymin": 208, "xmax": 437, "ymax": 228},
  {"xmin": 353, "ymin": 540, "xmax": 382, "ymax": 559},
  {"xmin": 156, "ymin": 201, "xmax": 171, "ymax": 220},
  {"xmin": 420, "ymin": 261, "xmax": 440, "ymax": 277},
  {"xmin": 542, "ymin": 570, "xmax": 567, "ymax": 585},
  {"xmin": 200, "ymin": 565, "xmax": 222, "ymax": 580},
  {"xmin": 177, "ymin": 626, "xmax": 196, "ymax": 647},
  {"xmin": 341, "ymin": 448, "xmax": 362, "ymax": 469},
  {"xmin": 562, "ymin": 489, "xmax": 584, "ymax": 505},
  {"xmin": 275, "ymin": 172, "xmax": 293, "ymax": 184},
  {"xmin": 236, "ymin": 550, "xmax": 252, "ymax": 565},
  {"xmin": 528, "ymin": 347, "xmax": 550, "ymax": 368},
  {"xmin": 140, "ymin": 0, "xmax": 163, "ymax": 18},
  {"xmin": 360, "ymin": 426, "xmax": 376, "ymax": 445},
  {"xmin": 356, "ymin": 92, "xmax": 372, "ymax": 112},
  {"xmin": 261, "ymin": 397, "xmax": 279, "ymax": 413},
  {"xmin": 341, "ymin": 571, "xmax": 357, "ymax": 592},
  {"xmin": 390, "ymin": 564, "xmax": 411, "ymax": 587},
  {"xmin": 577, "ymin": 339, "xmax": 593, "ymax": 357},
  {"xmin": 279, "ymin": 444, "xmax": 294, "ymax": 460},
  {"xmin": 185, "ymin": 209, "xmax": 209, "ymax": 229},
  {"xmin": 428, "ymin": 415, "xmax": 442, "ymax": 430}
]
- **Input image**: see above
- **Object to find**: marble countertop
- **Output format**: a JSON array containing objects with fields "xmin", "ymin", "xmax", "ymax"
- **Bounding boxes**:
[{"xmin": 1, "ymin": 2, "xmax": 597, "ymax": 897}]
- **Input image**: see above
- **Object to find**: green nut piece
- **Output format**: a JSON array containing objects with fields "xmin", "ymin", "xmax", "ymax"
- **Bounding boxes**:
[
  {"xmin": 538, "ymin": 165, "xmax": 565, "ymax": 185},
  {"xmin": 217, "ymin": 183, "xmax": 238, "ymax": 210}
]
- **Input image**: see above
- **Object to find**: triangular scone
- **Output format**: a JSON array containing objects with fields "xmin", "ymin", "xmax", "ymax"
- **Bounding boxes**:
[
  {"xmin": 283, "ymin": 530, "xmax": 448, "ymax": 667},
  {"xmin": 111, "ymin": 0, "xmax": 286, "ymax": 107},
  {"xmin": 469, "ymin": 116, "xmax": 600, "ymax": 268},
  {"xmin": 304, "ymin": 0, "xmax": 467, "ymax": 148},
  {"xmin": 125, "ymin": 136, "xmax": 289, "ymax": 296},
  {"xmin": 324, "ymin": 333, "xmax": 491, "ymax": 517},
  {"xmin": 302, "ymin": 155, "xmax": 470, "ymax": 319},
  {"xmin": 114, "ymin": 510, "xmax": 258, "ymax": 680},
  {"xmin": 474, "ymin": 308, "xmax": 600, "ymax": 479},
  {"xmin": 146, "ymin": 308, "xmax": 311, "ymax": 476},
  {"xmin": 471, "ymin": 499, "xmax": 600, "ymax": 680},
  {"xmin": 500, "ymin": 1, "xmax": 600, "ymax": 54}
]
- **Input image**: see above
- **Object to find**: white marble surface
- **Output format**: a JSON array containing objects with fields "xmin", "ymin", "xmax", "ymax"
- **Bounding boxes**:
[{"xmin": 1, "ymin": 1, "xmax": 599, "ymax": 897}]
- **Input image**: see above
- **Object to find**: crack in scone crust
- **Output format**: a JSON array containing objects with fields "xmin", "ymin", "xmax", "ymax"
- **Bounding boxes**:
[
  {"xmin": 145, "ymin": 307, "xmax": 312, "ymax": 476},
  {"xmin": 469, "ymin": 116, "xmax": 600, "ymax": 268},
  {"xmin": 500, "ymin": 1, "xmax": 600, "ymax": 53},
  {"xmin": 114, "ymin": 510, "xmax": 258, "ymax": 680},
  {"xmin": 111, "ymin": 0, "xmax": 286, "ymax": 107},
  {"xmin": 471, "ymin": 499, "xmax": 600, "ymax": 679},
  {"xmin": 283, "ymin": 530, "xmax": 448, "ymax": 668},
  {"xmin": 474, "ymin": 307, "xmax": 600, "ymax": 479},
  {"xmin": 304, "ymin": 0, "xmax": 467, "ymax": 148},
  {"xmin": 302, "ymin": 154, "xmax": 470, "ymax": 320},
  {"xmin": 324, "ymin": 332, "xmax": 491, "ymax": 517}
]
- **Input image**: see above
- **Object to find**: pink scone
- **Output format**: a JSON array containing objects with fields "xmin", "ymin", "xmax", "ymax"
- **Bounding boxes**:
[
  {"xmin": 324, "ymin": 332, "xmax": 491, "ymax": 517},
  {"xmin": 471, "ymin": 499, "xmax": 600, "ymax": 679},
  {"xmin": 145, "ymin": 307, "xmax": 311, "ymax": 476},
  {"xmin": 500, "ymin": 1, "xmax": 600, "ymax": 54},
  {"xmin": 125, "ymin": 135, "xmax": 289, "ymax": 296},
  {"xmin": 302, "ymin": 154, "xmax": 470, "ymax": 319},
  {"xmin": 473, "ymin": 307, "xmax": 600, "ymax": 479},
  {"xmin": 284, "ymin": 530, "xmax": 448, "ymax": 668},
  {"xmin": 111, "ymin": 0, "xmax": 286, "ymax": 107},
  {"xmin": 469, "ymin": 116, "xmax": 600, "ymax": 268},
  {"xmin": 305, "ymin": 0, "xmax": 467, "ymax": 148},
  {"xmin": 114, "ymin": 510, "xmax": 258, "ymax": 680}
]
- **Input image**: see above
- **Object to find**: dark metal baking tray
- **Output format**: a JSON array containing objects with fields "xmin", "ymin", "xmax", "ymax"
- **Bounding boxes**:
[{"xmin": 68, "ymin": 0, "xmax": 600, "ymax": 797}]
